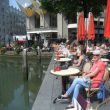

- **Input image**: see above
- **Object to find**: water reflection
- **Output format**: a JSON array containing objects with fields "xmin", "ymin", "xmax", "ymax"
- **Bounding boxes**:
[{"xmin": 0, "ymin": 56, "xmax": 50, "ymax": 110}]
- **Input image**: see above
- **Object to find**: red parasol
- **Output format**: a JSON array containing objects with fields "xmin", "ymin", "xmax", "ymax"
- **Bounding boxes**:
[
  {"xmin": 77, "ymin": 12, "xmax": 86, "ymax": 41},
  {"xmin": 87, "ymin": 12, "xmax": 95, "ymax": 40},
  {"xmin": 104, "ymin": 0, "xmax": 110, "ymax": 38}
]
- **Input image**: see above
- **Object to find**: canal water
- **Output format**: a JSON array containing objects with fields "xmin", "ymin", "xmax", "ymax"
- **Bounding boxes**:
[{"xmin": 0, "ymin": 55, "xmax": 51, "ymax": 110}]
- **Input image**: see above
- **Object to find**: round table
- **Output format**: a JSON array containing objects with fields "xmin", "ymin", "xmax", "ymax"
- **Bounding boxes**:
[
  {"xmin": 89, "ymin": 50, "xmax": 94, "ymax": 53},
  {"xmin": 108, "ymin": 67, "xmax": 110, "ymax": 71},
  {"xmin": 56, "ymin": 54, "xmax": 65, "ymax": 58},
  {"xmin": 54, "ymin": 58, "xmax": 72, "ymax": 62},
  {"xmin": 51, "ymin": 67, "xmax": 80, "ymax": 76},
  {"xmin": 51, "ymin": 67, "xmax": 80, "ymax": 97},
  {"xmin": 101, "ymin": 58, "xmax": 109, "ymax": 62}
]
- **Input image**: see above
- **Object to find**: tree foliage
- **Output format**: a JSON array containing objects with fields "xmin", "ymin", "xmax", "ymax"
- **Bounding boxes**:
[{"xmin": 40, "ymin": 0, "xmax": 107, "ymax": 18}]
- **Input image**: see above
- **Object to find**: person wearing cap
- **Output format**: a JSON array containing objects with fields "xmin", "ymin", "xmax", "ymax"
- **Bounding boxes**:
[{"xmin": 57, "ymin": 49, "xmax": 106, "ymax": 110}]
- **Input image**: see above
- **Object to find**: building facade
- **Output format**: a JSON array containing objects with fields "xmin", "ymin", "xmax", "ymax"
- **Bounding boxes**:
[
  {"xmin": 0, "ymin": 0, "xmax": 26, "ymax": 45},
  {"xmin": 16, "ymin": 0, "xmax": 68, "ymax": 46},
  {"xmin": 17, "ymin": 0, "xmax": 106, "ymax": 46}
]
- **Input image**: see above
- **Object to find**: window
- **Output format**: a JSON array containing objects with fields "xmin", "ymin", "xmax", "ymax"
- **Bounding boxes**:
[
  {"xmin": 34, "ymin": 15, "xmax": 40, "ymax": 28},
  {"xmin": 94, "ymin": 21, "xmax": 97, "ymax": 25},
  {"xmin": 100, "ymin": 22, "xmax": 103, "ymax": 26},
  {"xmin": 50, "ymin": 14, "xmax": 57, "ymax": 27},
  {"xmin": 1, "ymin": 8, "xmax": 4, "ymax": 12}
]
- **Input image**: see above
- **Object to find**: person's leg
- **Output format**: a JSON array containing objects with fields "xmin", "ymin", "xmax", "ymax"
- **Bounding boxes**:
[
  {"xmin": 66, "ymin": 77, "xmax": 88, "ymax": 96},
  {"xmin": 65, "ymin": 84, "xmax": 83, "ymax": 109},
  {"xmin": 71, "ymin": 84, "xmax": 83, "ymax": 103},
  {"xmin": 65, "ymin": 78, "xmax": 89, "ymax": 109},
  {"xmin": 60, "ymin": 77, "xmax": 82, "ymax": 99}
]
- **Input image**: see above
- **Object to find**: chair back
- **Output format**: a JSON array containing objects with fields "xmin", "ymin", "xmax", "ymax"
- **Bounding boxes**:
[
  {"xmin": 103, "ymin": 68, "xmax": 109, "ymax": 83},
  {"xmin": 82, "ymin": 61, "xmax": 92, "ymax": 73},
  {"xmin": 79, "ymin": 55, "xmax": 90, "ymax": 70}
]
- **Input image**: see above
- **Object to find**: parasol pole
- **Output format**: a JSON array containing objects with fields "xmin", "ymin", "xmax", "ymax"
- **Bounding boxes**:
[{"xmin": 85, "ymin": 17, "xmax": 88, "ymax": 47}]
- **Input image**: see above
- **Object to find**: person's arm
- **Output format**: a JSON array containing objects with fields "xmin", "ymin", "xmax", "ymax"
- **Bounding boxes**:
[
  {"xmin": 75, "ymin": 55, "xmax": 83, "ymax": 66},
  {"xmin": 84, "ymin": 67, "xmax": 99, "ymax": 78}
]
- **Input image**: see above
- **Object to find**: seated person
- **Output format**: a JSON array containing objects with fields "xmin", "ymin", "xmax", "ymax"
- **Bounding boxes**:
[
  {"xmin": 95, "ymin": 43, "xmax": 101, "ymax": 50},
  {"xmin": 86, "ymin": 44, "xmax": 93, "ymax": 53},
  {"xmin": 62, "ymin": 46, "xmax": 71, "ymax": 58},
  {"xmin": 52, "ymin": 42, "xmax": 60, "ymax": 53},
  {"xmin": 73, "ymin": 48, "xmax": 89, "ymax": 70},
  {"xmin": 58, "ymin": 50, "xmax": 106, "ymax": 110}
]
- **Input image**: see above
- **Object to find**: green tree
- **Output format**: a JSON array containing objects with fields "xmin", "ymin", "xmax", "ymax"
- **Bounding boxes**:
[{"xmin": 41, "ymin": 0, "xmax": 106, "ymax": 18}]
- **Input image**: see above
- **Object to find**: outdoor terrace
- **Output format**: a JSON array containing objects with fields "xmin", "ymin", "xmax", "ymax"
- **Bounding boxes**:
[{"xmin": 32, "ymin": 55, "xmax": 110, "ymax": 110}]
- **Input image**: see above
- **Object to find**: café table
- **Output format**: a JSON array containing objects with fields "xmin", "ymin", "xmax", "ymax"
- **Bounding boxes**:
[
  {"xmin": 55, "ymin": 54, "xmax": 65, "ymax": 58},
  {"xmin": 108, "ymin": 67, "xmax": 110, "ymax": 72},
  {"xmin": 51, "ymin": 67, "xmax": 80, "ymax": 103},
  {"xmin": 54, "ymin": 57, "xmax": 72, "ymax": 69},
  {"xmin": 54, "ymin": 57, "xmax": 72, "ymax": 62},
  {"xmin": 89, "ymin": 50, "xmax": 94, "ymax": 53},
  {"xmin": 101, "ymin": 58, "xmax": 109, "ymax": 62},
  {"xmin": 51, "ymin": 67, "xmax": 80, "ymax": 76}
]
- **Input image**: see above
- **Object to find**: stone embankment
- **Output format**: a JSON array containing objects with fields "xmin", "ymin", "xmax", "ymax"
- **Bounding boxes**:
[{"xmin": 0, "ymin": 51, "xmax": 53, "ymax": 57}]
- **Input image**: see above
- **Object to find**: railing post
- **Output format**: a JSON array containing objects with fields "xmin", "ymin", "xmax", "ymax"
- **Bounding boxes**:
[{"xmin": 22, "ymin": 48, "xmax": 28, "ymax": 80}]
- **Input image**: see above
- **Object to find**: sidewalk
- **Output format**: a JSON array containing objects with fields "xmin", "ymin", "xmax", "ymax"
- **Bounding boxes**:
[{"xmin": 32, "ymin": 56, "xmax": 69, "ymax": 110}]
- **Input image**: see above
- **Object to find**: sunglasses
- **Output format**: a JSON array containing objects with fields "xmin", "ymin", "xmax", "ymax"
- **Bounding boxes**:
[
  {"xmin": 93, "ymin": 54, "xmax": 100, "ymax": 56},
  {"xmin": 93, "ymin": 55, "xmax": 100, "ymax": 58}
]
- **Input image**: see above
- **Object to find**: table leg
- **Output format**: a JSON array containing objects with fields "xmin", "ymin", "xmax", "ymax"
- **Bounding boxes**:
[
  {"xmin": 62, "ymin": 76, "xmax": 69, "ymax": 93},
  {"xmin": 53, "ymin": 76, "xmax": 69, "ymax": 104}
]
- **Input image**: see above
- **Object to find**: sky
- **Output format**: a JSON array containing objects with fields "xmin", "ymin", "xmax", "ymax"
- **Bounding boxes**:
[
  {"xmin": 9, "ymin": 0, "xmax": 19, "ymax": 9},
  {"xmin": 9, "ymin": 0, "xmax": 32, "ymax": 9}
]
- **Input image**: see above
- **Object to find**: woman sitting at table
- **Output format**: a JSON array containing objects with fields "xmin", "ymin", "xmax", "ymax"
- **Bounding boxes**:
[
  {"xmin": 57, "ymin": 50, "xmax": 106, "ymax": 110},
  {"xmin": 73, "ymin": 48, "xmax": 89, "ymax": 70}
]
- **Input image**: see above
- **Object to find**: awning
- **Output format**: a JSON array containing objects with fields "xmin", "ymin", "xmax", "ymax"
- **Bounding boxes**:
[
  {"xmin": 68, "ymin": 24, "xmax": 77, "ymax": 28},
  {"xmin": 27, "ymin": 30, "xmax": 58, "ymax": 34},
  {"xmin": 104, "ymin": 0, "xmax": 110, "ymax": 38}
]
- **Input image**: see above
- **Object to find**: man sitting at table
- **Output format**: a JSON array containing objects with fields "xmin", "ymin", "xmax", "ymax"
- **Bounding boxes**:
[{"xmin": 57, "ymin": 49, "xmax": 106, "ymax": 110}]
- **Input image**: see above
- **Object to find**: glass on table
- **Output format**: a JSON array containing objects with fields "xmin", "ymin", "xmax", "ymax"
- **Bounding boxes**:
[
  {"xmin": 55, "ymin": 52, "xmax": 61, "ymax": 60},
  {"xmin": 54, "ymin": 62, "xmax": 61, "ymax": 72},
  {"xmin": 56, "ymin": 55, "xmax": 60, "ymax": 60},
  {"xmin": 54, "ymin": 66, "xmax": 61, "ymax": 72}
]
